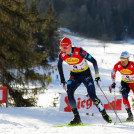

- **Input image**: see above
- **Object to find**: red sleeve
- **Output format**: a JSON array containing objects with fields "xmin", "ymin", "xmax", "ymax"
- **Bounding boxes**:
[{"xmin": 111, "ymin": 62, "xmax": 119, "ymax": 82}]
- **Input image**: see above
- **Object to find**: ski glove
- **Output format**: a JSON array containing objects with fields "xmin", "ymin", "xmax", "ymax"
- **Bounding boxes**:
[
  {"xmin": 61, "ymin": 81, "xmax": 67, "ymax": 91},
  {"xmin": 95, "ymin": 77, "xmax": 102, "ymax": 86},
  {"xmin": 109, "ymin": 82, "xmax": 116, "ymax": 93}
]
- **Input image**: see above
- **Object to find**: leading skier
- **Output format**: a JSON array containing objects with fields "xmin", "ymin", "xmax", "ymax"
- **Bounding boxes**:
[{"xmin": 57, "ymin": 37, "xmax": 112, "ymax": 125}]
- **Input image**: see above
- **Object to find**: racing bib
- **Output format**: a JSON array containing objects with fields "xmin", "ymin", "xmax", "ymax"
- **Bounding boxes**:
[
  {"xmin": 69, "ymin": 59, "xmax": 88, "ymax": 73},
  {"xmin": 121, "ymin": 74, "xmax": 134, "ymax": 83}
]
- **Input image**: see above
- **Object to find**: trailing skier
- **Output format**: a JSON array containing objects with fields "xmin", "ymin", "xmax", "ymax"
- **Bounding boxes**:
[{"xmin": 109, "ymin": 51, "xmax": 134, "ymax": 121}]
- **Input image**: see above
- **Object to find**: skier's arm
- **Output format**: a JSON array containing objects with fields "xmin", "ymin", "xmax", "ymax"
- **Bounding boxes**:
[
  {"xmin": 109, "ymin": 64, "xmax": 118, "ymax": 92},
  {"xmin": 111, "ymin": 64, "xmax": 118, "ymax": 82},
  {"xmin": 80, "ymin": 48, "xmax": 99, "ymax": 78},
  {"xmin": 57, "ymin": 54, "xmax": 66, "ymax": 83}
]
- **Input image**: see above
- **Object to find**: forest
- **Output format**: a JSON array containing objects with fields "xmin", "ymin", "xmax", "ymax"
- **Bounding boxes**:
[{"xmin": 37, "ymin": 0, "xmax": 134, "ymax": 41}]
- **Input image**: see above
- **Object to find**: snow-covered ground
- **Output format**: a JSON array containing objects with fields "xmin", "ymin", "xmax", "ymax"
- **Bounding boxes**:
[
  {"xmin": 0, "ymin": 28, "xmax": 134, "ymax": 134},
  {"xmin": 0, "ymin": 107, "xmax": 134, "ymax": 134}
]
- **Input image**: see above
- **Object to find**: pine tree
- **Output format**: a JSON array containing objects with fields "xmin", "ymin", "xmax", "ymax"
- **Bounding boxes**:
[
  {"xmin": 41, "ymin": 2, "xmax": 60, "ymax": 61},
  {"xmin": 28, "ymin": 1, "xmax": 60, "ymax": 61},
  {"xmin": 0, "ymin": 0, "xmax": 50, "ymax": 106}
]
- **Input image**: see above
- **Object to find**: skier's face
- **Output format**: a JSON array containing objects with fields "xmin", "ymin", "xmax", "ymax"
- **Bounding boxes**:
[
  {"xmin": 60, "ymin": 45, "xmax": 72, "ymax": 55},
  {"xmin": 120, "ymin": 58, "xmax": 129, "ymax": 66}
]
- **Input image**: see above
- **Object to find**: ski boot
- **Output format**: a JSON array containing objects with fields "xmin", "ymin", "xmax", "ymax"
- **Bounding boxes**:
[
  {"xmin": 69, "ymin": 115, "xmax": 82, "ymax": 125},
  {"xmin": 101, "ymin": 109, "xmax": 112, "ymax": 123},
  {"xmin": 69, "ymin": 108, "xmax": 82, "ymax": 125},
  {"xmin": 126, "ymin": 108, "xmax": 133, "ymax": 121}
]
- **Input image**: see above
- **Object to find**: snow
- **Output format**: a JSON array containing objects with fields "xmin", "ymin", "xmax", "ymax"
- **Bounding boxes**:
[
  {"xmin": 0, "ymin": 29, "xmax": 134, "ymax": 134},
  {"xmin": 0, "ymin": 107, "xmax": 134, "ymax": 134}
]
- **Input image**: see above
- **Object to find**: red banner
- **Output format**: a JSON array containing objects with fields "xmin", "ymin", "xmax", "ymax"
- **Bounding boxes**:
[
  {"xmin": 60, "ymin": 94, "xmax": 126, "ymax": 113},
  {"xmin": 0, "ymin": 87, "xmax": 7, "ymax": 103}
]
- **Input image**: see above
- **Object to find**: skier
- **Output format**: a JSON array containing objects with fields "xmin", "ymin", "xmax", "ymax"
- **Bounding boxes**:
[
  {"xmin": 57, "ymin": 37, "xmax": 112, "ymax": 125},
  {"xmin": 109, "ymin": 51, "xmax": 134, "ymax": 121}
]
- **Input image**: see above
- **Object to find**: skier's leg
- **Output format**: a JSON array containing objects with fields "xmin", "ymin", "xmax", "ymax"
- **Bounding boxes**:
[
  {"xmin": 69, "ymin": 108, "xmax": 82, "ymax": 125},
  {"xmin": 120, "ymin": 86, "xmax": 130, "ymax": 109},
  {"xmin": 67, "ymin": 76, "xmax": 82, "ymax": 124},
  {"xmin": 67, "ymin": 76, "xmax": 81, "ymax": 109},
  {"xmin": 126, "ymin": 108, "xmax": 133, "ymax": 121},
  {"xmin": 122, "ymin": 92, "xmax": 133, "ymax": 121},
  {"xmin": 82, "ymin": 75, "xmax": 104, "ymax": 111},
  {"xmin": 83, "ymin": 75, "xmax": 112, "ymax": 123},
  {"xmin": 120, "ymin": 82, "xmax": 133, "ymax": 121},
  {"xmin": 128, "ymin": 83, "xmax": 134, "ymax": 111}
]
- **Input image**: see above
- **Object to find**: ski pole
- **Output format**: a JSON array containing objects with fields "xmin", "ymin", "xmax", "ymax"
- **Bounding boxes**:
[
  {"xmin": 114, "ymin": 88, "xmax": 117, "ymax": 123},
  {"xmin": 97, "ymin": 84, "xmax": 122, "ymax": 123}
]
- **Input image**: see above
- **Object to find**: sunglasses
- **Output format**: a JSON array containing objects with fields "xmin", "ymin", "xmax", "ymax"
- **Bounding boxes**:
[
  {"xmin": 60, "ymin": 45, "xmax": 71, "ymax": 50},
  {"xmin": 120, "ymin": 58, "xmax": 128, "ymax": 61}
]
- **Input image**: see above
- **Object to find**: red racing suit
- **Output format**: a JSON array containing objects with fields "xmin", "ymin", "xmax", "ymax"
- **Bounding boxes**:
[
  {"xmin": 111, "ymin": 61, "xmax": 134, "ymax": 109},
  {"xmin": 60, "ymin": 47, "xmax": 89, "ymax": 73}
]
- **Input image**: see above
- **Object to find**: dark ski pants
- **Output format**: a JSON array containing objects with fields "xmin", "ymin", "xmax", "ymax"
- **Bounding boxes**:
[
  {"xmin": 66, "ymin": 73, "xmax": 104, "ymax": 112},
  {"xmin": 120, "ymin": 81, "xmax": 134, "ymax": 109}
]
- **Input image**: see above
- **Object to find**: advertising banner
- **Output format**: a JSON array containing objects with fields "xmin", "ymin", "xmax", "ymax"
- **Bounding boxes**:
[
  {"xmin": 59, "ymin": 94, "xmax": 125, "ymax": 113},
  {"xmin": 0, "ymin": 87, "xmax": 7, "ymax": 103}
]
